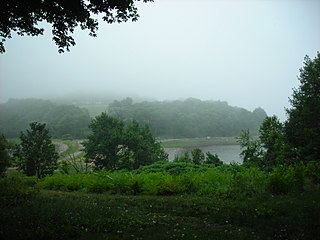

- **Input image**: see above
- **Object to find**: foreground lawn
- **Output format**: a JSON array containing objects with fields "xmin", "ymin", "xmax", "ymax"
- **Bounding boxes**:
[{"xmin": 1, "ymin": 190, "xmax": 319, "ymax": 240}]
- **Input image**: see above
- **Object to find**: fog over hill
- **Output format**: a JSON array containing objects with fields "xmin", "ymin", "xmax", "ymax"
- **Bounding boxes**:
[
  {"xmin": 0, "ymin": 97, "xmax": 267, "ymax": 139},
  {"xmin": 1, "ymin": 1, "xmax": 319, "ymax": 121}
]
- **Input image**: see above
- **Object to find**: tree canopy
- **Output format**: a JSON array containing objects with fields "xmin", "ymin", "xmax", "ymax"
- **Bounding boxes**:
[
  {"xmin": 285, "ymin": 52, "xmax": 320, "ymax": 162},
  {"xmin": 0, "ymin": 0, "xmax": 152, "ymax": 53},
  {"xmin": 84, "ymin": 113, "xmax": 124, "ymax": 169},
  {"xmin": 84, "ymin": 113, "xmax": 167, "ymax": 170},
  {"xmin": 237, "ymin": 52, "xmax": 320, "ymax": 169}
]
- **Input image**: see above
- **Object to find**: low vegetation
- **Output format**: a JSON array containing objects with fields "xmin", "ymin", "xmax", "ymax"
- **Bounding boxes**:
[
  {"xmin": 1, "ymin": 162, "xmax": 320, "ymax": 239},
  {"xmin": 31, "ymin": 161, "xmax": 320, "ymax": 196}
]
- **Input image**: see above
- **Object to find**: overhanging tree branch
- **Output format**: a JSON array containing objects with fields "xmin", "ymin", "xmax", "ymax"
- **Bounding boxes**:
[{"xmin": 0, "ymin": 0, "xmax": 153, "ymax": 53}]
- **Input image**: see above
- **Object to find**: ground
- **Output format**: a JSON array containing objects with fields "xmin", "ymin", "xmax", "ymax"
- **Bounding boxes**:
[{"xmin": 1, "ymin": 189, "xmax": 319, "ymax": 239}]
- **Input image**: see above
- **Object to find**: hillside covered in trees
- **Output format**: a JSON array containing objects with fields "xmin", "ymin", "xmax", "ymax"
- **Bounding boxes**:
[
  {"xmin": 0, "ymin": 99, "xmax": 91, "ymax": 138},
  {"xmin": 109, "ymin": 98, "xmax": 267, "ymax": 138},
  {"xmin": 0, "ymin": 97, "xmax": 267, "ymax": 139}
]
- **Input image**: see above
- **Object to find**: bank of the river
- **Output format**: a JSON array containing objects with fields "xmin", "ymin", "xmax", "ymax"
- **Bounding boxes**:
[{"xmin": 160, "ymin": 137, "xmax": 239, "ymax": 148}]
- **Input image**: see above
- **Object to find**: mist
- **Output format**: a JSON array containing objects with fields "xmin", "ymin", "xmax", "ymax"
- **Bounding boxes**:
[{"xmin": 0, "ymin": 0, "xmax": 319, "ymax": 120}]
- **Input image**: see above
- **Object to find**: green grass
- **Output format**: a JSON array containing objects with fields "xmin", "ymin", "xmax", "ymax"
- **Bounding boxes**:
[
  {"xmin": 1, "ymin": 162, "xmax": 320, "ymax": 239},
  {"xmin": 1, "ymin": 188, "xmax": 319, "ymax": 239},
  {"xmin": 161, "ymin": 137, "xmax": 239, "ymax": 148}
]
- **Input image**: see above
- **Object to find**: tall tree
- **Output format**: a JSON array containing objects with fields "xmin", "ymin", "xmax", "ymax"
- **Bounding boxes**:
[
  {"xmin": 259, "ymin": 116, "xmax": 292, "ymax": 169},
  {"xmin": 0, "ymin": 0, "xmax": 153, "ymax": 53},
  {"xmin": 84, "ymin": 113, "xmax": 167, "ymax": 170},
  {"xmin": 123, "ymin": 121, "xmax": 167, "ymax": 169},
  {"xmin": 285, "ymin": 52, "xmax": 320, "ymax": 162},
  {"xmin": 18, "ymin": 122, "xmax": 58, "ymax": 178},
  {"xmin": 84, "ymin": 113, "xmax": 124, "ymax": 170}
]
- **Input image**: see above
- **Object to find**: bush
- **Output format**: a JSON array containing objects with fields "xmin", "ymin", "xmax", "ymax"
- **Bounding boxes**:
[
  {"xmin": 193, "ymin": 169, "xmax": 233, "ymax": 196},
  {"xmin": 155, "ymin": 175, "xmax": 186, "ymax": 195},
  {"xmin": 0, "ymin": 172, "xmax": 38, "ymax": 199},
  {"xmin": 305, "ymin": 161, "xmax": 320, "ymax": 187},
  {"xmin": 231, "ymin": 167, "xmax": 267, "ymax": 197},
  {"xmin": 268, "ymin": 164, "xmax": 305, "ymax": 194}
]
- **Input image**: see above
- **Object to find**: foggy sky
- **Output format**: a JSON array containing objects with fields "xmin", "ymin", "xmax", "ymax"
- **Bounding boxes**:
[{"xmin": 0, "ymin": 0, "xmax": 319, "ymax": 120}]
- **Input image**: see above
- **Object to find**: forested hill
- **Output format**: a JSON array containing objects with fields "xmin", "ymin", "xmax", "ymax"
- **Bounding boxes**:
[
  {"xmin": 109, "ymin": 98, "xmax": 267, "ymax": 138},
  {"xmin": 0, "ymin": 98, "xmax": 267, "ymax": 139},
  {"xmin": 0, "ymin": 99, "xmax": 91, "ymax": 138}
]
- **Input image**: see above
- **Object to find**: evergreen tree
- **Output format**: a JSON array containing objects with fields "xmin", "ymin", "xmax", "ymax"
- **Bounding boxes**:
[{"xmin": 18, "ymin": 122, "xmax": 58, "ymax": 178}]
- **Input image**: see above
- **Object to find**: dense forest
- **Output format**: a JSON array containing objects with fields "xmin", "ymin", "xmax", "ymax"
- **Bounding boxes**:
[
  {"xmin": 0, "ymin": 99, "xmax": 91, "ymax": 138},
  {"xmin": 0, "ymin": 97, "xmax": 267, "ymax": 139},
  {"xmin": 109, "ymin": 98, "xmax": 267, "ymax": 138}
]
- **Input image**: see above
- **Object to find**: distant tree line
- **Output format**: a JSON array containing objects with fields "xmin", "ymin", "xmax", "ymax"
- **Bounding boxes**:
[
  {"xmin": 0, "ymin": 97, "xmax": 267, "ymax": 140},
  {"xmin": 108, "ymin": 98, "xmax": 267, "ymax": 138},
  {"xmin": 0, "ymin": 99, "xmax": 91, "ymax": 139}
]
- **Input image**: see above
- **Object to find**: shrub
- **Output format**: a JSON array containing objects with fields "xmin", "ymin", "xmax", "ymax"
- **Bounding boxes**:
[
  {"xmin": 0, "ymin": 172, "xmax": 38, "ymax": 199},
  {"xmin": 268, "ymin": 164, "xmax": 305, "ymax": 194},
  {"xmin": 155, "ymin": 175, "xmax": 186, "ymax": 195},
  {"xmin": 193, "ymin": 168, "xmax": 233, "ymax": 197},
  {"xmin": 305, "ymin": 161, "xmax": 320, "ymax": 187},
  {"xmin": 231, "ymin": 167, "xmax": 267, "ymax": 197}
]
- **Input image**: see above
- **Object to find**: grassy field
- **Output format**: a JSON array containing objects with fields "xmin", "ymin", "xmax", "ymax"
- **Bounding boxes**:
[
  {"xmin": 161, "ymin": 137, "xmax": 240, "ymax": 148},
  {"xmin": 1, "ymin": 162, "xmax": 320, "ymax": 239},
  {"xmin": 1, "ymin": 187, "xmax": 319, "ymax": 239}
]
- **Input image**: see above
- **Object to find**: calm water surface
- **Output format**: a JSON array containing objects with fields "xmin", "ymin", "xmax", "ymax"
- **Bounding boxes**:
[{"xmin": 165, "ymin": 145, "xmax": 242, "ymax": 164}]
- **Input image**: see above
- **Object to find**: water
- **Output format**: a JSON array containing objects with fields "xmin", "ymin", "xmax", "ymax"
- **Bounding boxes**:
[{"xmin": 164, "ymin": 145, "xmax": 242, "ymax": 164}]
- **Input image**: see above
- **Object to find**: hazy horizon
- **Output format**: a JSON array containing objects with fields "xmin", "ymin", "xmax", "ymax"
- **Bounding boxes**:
[{"xmin": 1, "ymin": 0, "xmax": 319, "ymax": 121}]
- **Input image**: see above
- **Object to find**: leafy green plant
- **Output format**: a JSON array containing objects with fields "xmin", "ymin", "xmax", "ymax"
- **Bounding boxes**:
[
  {"xmin": 268, "ymin": 164, "xmax": 304, "ymax": 194},
  {"xmin": 231, "ymin": 167, "xmax": 267, "ymax": 197}
]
